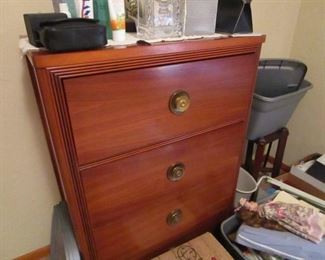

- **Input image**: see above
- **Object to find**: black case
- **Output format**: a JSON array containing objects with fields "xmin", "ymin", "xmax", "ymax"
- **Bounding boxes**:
[
  {"xmin": 215, "ymin": 0, "xmax": 253, "ymax": 34},
  {"xmin": 39, "ymin": 18, "xmax": 107, "ymax": 52},
  {"xmin": 24, "ymin": 13, "xmax": 68, "ymax": 47}
]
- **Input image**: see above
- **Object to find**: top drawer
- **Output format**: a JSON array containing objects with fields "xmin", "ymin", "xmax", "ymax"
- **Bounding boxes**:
[{"xmin": 64, "ymin": 54, "xmax": 257, "ymax": 165}]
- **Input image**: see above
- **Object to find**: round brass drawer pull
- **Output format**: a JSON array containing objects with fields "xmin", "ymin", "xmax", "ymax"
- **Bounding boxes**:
[
  {"xmin": 167, "ymin": 209, "xmax": 183, "ymax": 226},
  {"xmin": 167, "ymin": 163, "xmax": 185, "ymax": 181},
  {"xmin": 169, "ymin": 90, "xmax": 190, "ymax": 114}
]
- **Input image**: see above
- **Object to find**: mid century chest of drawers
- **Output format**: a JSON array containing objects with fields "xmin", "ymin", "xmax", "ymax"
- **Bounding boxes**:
[{"xmin": 26, "ymin": 36, "xmax": 264, "ymax": 259}]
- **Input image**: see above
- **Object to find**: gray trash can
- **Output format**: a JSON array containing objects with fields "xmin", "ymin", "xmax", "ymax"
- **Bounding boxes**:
[
  {"xmin": 247, "ymin": 59, "xmax": 312, "ymax": 140},
  {"xmin": 234, "ymin": 167, "xmax": 257, "ymax": 207}
]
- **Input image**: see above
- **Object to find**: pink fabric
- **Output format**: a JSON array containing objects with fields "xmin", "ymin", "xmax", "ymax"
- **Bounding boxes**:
[{"xmin": 259, "ymin": 201, "xmax": 324, "ymax": 243}]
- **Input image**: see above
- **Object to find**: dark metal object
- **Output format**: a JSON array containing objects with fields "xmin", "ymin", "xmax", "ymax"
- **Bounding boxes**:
[
  {"xmin": 169, "ymin": 90, "xmax": 191, "ymax": 115},
  {"xmin": 215, "ymin": 0, "xmax": 253, "ymax": 34},
  {"xmin": 167, "ymin": 163, "xmax": 185, "ymax": 181},
  {"xmin": 167, "ymin": 209, "xmax": 183, "ymax": 226}
]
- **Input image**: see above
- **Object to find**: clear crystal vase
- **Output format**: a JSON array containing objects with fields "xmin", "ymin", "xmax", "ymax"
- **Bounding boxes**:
[{"xmin": 137, "ymin": 0, "xmax": 185, "ymax": 39}]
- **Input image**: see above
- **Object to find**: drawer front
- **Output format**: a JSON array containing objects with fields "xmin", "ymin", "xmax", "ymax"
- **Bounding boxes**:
[
  {"xmin": 81, "ymin": 123, "xmax": 244, "ymax": 259},
  {"xmin": 93, "ymin": 193, "xmax": 231, "ymax": 260},
  {"xmin": 64, "ymin": 54, "xmax": 256, "ymax": 165}
]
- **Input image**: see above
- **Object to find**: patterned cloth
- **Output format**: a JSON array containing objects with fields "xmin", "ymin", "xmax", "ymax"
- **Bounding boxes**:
[
  {"xmin": 259, "ymin": 202, "xmax": 324, "ymax": 243},
  {"xmin": 236, "ymin": 224, "xmax": 325, "ymax": 260}
]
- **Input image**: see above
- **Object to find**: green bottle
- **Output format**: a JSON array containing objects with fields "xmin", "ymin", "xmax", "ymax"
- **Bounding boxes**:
[
  {"xmin": 66, "ymin": 0, "xmax": 78, "ymax": 18},
  {"xmin": 94, "ymin": 0, "xmax": 113, "ymax": 39}
]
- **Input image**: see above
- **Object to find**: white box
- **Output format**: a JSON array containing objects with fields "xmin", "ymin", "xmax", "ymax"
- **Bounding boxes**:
[
  {"xmin": 184, "ymin": 0, "xmax": 219, "ymax": 36},
  {"xmin": 290, "ymin": 161, "xmax": 325, "ymax": 193}
]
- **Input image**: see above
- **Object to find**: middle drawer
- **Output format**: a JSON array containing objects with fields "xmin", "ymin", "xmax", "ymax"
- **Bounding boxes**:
[{"xmin": 81, "ymin": 122, "xmax": 245, "ymax": 229}]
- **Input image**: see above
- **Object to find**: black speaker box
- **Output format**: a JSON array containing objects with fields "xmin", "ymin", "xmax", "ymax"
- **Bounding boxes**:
[
  {"xmin": 39, "ymin": 18, "xmax": 107, "ymax": 52},
  {"xmin": 24, "ymin": 13, "xmax": 68, "ymax": 47}
]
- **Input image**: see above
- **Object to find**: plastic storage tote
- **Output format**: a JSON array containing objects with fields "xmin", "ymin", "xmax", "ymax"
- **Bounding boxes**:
[
  {"xmin": 219, "ymin": 214, "xmax": 246, "ymax": 259},
  {"xmin": 247, "ymin": 59, "xmax": 312, "ymax": 140}
]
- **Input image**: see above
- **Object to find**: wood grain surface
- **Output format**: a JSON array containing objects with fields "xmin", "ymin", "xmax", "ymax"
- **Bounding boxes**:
[
  {"xmin": 82, "ymin": 123, "xmax": 244, "ymax": 259},
  {"xmin": 26, "ymin": 36, "xmax": 264, "ymax": 259},
  {"xmin": 65, "ymin": 54, "xmax": 256, "ymax": 165}
]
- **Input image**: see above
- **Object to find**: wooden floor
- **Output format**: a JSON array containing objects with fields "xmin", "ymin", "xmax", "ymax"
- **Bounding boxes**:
[{"xmin": 14, "ymin": 245, "xmax": 49, "ymax": 260}]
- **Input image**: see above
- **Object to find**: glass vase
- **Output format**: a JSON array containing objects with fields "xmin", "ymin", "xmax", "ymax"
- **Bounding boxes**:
[{"xmin": 137, "ymin": 0, "xmax": 185, "ymax": 40}]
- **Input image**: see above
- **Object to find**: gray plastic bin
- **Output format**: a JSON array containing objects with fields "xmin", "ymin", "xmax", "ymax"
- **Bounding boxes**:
[
  {"xmin": 219, "ymin": 214, "xmax": 246, "ymax": 259},
  {"xmin": 50, "ymin": 202, "xmax": 81, "ymax": 260},
  {"xmin": 247, "ymin": 59, "xmax": 312, "ymax": 140}
]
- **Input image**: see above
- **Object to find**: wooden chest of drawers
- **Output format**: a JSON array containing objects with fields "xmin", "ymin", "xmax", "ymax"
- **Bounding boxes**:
[{"xmin": 26, "ymin": 36, "xmax": 264, "ymax": 259}]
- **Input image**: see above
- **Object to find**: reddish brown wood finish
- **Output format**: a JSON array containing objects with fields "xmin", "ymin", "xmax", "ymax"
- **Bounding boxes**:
[
  {"xmin": 26, "ymin": 60, "xmax": 94, "ymax": 259},
  {"xmin": 82, "ymin": 123, "xmax": 244, "ymax": 259},
  {"xmin": 26, "ymin": 36, "xmax": 264, "ymax": 260},
  {"xmin": 94, "ymin": 195, "xmax": 231, "ymax": 260},
  {"xmin": 65, "ymin": 54, "xmax": 256, "ymax": 165},
  {"xmin": 14, "ymin": 245, "xmax": 50, "ymax": 260}
]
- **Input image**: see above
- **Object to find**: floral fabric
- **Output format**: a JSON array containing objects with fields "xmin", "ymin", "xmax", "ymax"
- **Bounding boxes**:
[{"xmin": 259, "ymin": 201, "xmax": 324, "ymax": 243}]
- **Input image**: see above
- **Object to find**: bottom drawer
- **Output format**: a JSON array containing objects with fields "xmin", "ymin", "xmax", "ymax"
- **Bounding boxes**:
[
  {"xmin": 82, "ymin": 122, "xmax": 245, "ymax": 259},
  {"xmin": 93, "ymin": 189, "xmax": 233, "ymax": 259}
]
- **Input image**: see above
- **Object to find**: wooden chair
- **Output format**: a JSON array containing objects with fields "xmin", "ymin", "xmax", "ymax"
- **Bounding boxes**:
[{"xmin": 244, "ymin": 127, "xmax": 289, "ymax": 180}]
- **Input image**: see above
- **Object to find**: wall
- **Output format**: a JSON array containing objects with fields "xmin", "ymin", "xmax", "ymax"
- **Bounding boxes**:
[
  {"xmin": 0, "ymin": 1, "xmax": 322, "ymax": 259},
  {"xmin": 252, "ymin": 0, "xmax": 301, "ymax": 58},
  {"xmin": 285, "ymin": 0, "xmax": 325, "ymax": 163},
  {"xmin": 252, "ymin": 0, "xmax": 325, "ymax": 164},
  {"xmin": 0, "ymin": 1, "xmax": 60, "ymax": 259}
]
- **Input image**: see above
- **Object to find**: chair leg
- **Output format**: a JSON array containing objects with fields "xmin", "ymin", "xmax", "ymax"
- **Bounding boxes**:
[
  {"xmin": 263, "ymin": 142, "xmax": 272, "ymax": 168},
  {"xmin": 244, "ymin": 140, "xmax": 254, "ymax": 172},
  {"xmin": 272, "ymin": 127, "xmax": 289, "ymax": 177},
  {"xmin": 252, "ymin": 138, "xmax": 266, "ymax": 180}
]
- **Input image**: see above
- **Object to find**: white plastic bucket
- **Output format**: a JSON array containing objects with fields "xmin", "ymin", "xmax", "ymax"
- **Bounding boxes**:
[{"xmin": 234, "ymin": 167, "xmax": 257, "ymax": 207}]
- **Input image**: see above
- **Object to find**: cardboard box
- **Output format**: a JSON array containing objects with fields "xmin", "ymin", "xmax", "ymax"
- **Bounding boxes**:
[
  {"xmin": 152, "ymin": 232, "xmax": 233, "ymax": 260},
  {"xmin": 277, "ymin": 172, "xmax": 325, "ymax": 200}
]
